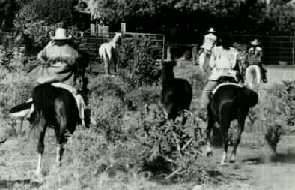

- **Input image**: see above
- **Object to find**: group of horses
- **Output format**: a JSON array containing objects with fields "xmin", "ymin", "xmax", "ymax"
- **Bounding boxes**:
[{"xmin": 8, "ymin": 32, "xmax": 259, "ymax": 178}]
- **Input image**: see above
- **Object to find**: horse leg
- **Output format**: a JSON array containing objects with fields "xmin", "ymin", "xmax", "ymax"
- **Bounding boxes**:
[
  {"xmin": 220, "ymin": 120, "xmax": 230, "ymax": 165},
  {"xmin": 55, "ymin": 116, "xmax": 67, "ymax": 166},
  {"xmin": 36, "ymin": 119, "xmax": 47, "ymax": 176},
  {"xmin": 206, "ymin": 114, "xmax": 214, "ymax": 157},
  {"xmin": 54, "ymin": 102, "xmax": 67, "ymax": 166},
  {"xmin": 113, "ymin": 52, "xmax": 118, "ymax": 74},
  {"xmin": 103, "ymin": 57, "xmax": 110, "ymax": 75},
  {"xmin": 230, "ymin": 117, "xmax": 246, "ymax": 163}
]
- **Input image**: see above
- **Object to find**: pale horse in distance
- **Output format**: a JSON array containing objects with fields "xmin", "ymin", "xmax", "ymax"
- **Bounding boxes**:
[{"xmin": 99, "ymin": 32, "xmax": 122, "ymax": 75}]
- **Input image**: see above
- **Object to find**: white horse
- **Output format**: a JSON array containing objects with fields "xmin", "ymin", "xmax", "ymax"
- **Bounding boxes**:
[
  {"xmin": 245, "ymin": 65, "xmax": 262, "ymax": 89},
  {"xmin": 99, "ymin": 32, "xmax": 122, "ymax": 75}
]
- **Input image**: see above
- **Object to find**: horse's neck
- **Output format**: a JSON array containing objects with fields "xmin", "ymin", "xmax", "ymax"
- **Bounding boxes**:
[
  {"xmin": 162, "ymin": 69, "xmax": 175, "ymax": 85},
  {"xmin": 109, "ymin": 40, "xmax": 116, "ymax": 48}
]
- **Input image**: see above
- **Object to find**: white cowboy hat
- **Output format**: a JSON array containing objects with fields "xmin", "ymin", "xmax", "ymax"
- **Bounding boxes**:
[
  {"xmin": 51, "ymin": 28, "xmax": 71, "ymax": 40},
  {"xmin": 208, "ymin": 27, "xmax": 216, "ymax": 33},
  {"xmin": 251, "ymin": 39, "xmax": 260, "ymax": 46}
]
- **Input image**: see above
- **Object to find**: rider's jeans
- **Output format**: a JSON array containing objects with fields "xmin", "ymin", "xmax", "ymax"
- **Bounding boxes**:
[
  {"xmin": 201, "ymin": 80, "xmax": 218, "ymax": 109},
  {"xmin": 246, "ymin": 65, "xmax": 261, "ymax": 84}
]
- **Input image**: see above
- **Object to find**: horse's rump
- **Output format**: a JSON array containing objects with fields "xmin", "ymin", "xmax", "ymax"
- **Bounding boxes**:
[
  {"xmin": 210, "ymin": 84, "xmax": 257, "ymax": 118},
  {"xmin": 212, "ymin": 83, "xmax": 243, "ymax": 96},
  {"xmin": 32, "ymin": 83, "xmax": 80, "ymax": 126}
]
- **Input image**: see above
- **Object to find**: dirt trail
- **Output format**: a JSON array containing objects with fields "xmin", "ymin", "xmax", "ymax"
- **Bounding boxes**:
[
  {"xmin": 0, "ymin": 130, "xmax": 57, "ymax": 190},
  {"xmin": 200, "ymin": 135, "xmax": 295, "ymax": 190},
  {"xmin": 0, "ymin": 129, "xmax": 294, "ymax": 190}
]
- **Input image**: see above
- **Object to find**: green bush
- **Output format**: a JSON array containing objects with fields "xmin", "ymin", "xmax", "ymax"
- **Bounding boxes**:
[{"xmin": 119, "ymin": 36, "xmax": 162, "ymax": 87}]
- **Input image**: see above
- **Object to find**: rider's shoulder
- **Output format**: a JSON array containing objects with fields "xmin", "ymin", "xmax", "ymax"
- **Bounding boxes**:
[
  {"xmin": 256, "ymin": 47, "xmax": 262, "ymax": 51},
  {"xmin": 230, "ymin": 47, "xmax": 238, "ymax": 52}
]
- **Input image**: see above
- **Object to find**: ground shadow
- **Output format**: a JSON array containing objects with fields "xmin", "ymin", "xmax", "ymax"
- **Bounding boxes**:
[
  {"xmin": 242, "ymin": 152, "xmax": 295, "ymax": 165},
  {"xmin": 0, "ymin": 179, "xmax": 42, "ymax": 189},
  {"xmin": 270, "ymin": 152, "xmax": 295, "ymax": 164},
  {"xmin": 242, "ymin": 157, "xmax": 265, "ymax": 165}
]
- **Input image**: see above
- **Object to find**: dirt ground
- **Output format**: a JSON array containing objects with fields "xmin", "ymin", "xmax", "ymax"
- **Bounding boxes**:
[{"xmin": 0, "ymin": 126, "xmax": 294, "ymax": 190}]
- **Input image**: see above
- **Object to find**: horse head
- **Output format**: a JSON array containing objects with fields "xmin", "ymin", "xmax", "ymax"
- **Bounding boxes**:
[
  {"xmin": 241, "ymin": 87, "xmax": 258, "ymax": 108},
  {"xmin": 162, "ymin": 59, "xmax": 177, "ymax": 69},
  {"xmin": 113, "ymin": 32, "xmax": 122, "ymax": 45}
]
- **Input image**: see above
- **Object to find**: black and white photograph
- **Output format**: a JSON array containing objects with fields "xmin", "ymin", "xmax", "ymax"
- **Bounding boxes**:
[{"xmin": 0, "ymin": 0, "xmax": 295, "ymax": 189}]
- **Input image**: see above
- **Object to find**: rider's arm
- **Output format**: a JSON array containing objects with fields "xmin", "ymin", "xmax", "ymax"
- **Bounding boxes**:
[
  {"xmin": 209, "ymin": 47, "xmax": 216, "ymax": 69},
  {"xmin": 37, "ymin": 49, "xmax": 47, "ymax": 64}
]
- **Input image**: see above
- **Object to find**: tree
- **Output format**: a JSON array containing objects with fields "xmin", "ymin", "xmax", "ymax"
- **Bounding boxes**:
[
  {"xmin": 0, "ymin": 0, "xmax": 20, "ymax": 31},
  {"xmin": 17, "ymin": 0, "xmax": 77, "ymax": 26}
]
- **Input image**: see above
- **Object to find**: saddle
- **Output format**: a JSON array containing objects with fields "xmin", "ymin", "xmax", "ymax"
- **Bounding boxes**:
[
  {"xmin": 212, "ymin": 83, "xmax": 244, "ymax": 96},
  {"xmin": 211, "ymin": 76, "xmax": 243, "ymax": 96}
]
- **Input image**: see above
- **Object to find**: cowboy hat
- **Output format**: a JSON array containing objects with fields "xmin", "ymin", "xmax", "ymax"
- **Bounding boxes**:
[
  {"xmin": 51, "ymin": 28, "xmax": 71, "ymax": 40},
  {"xmin": 251, "ymin": 39, "xmax": 260, "ymax": 46},
  {"xmin": 208, "ymin": 27, "xmax": 216, "ymax": 33}
]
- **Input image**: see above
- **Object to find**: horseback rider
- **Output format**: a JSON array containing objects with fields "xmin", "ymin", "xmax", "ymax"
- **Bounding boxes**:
[
  {"xmin": 247, "ymin": 39, "xmax": 267, "ymax": 83},
  {"xmin": 199, "ymin": 27, "xmax": 217, "ymax": 72},
  {"xmin": 201, "ymin": 28, "xmax": 217, "ymax": 55},
  {"xmin": 10, "ymin": 28, "xmax": 88, "ymax": 126},
  {"xmin": 200, "ymin": 34, "xmax": 242, "ymax": 116}
]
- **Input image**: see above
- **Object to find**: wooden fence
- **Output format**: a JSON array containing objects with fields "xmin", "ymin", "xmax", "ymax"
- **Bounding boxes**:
[
  {"xmin": 72, "ymin": 31, "xmax": 165, "ymax": 73},
  {"xmin": 232, "ymin": 35, "xmax": 295, "ymax": 65}
]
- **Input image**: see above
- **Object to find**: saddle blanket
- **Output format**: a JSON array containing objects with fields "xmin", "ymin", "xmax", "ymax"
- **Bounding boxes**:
[{"xmin": 212, "ymin": 83, "xmax": 244, "ymax": 96}]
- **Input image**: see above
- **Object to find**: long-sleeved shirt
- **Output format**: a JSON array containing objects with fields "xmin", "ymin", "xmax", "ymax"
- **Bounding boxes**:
[
  {"xmin": 209, "ymin": 46, "xmax": 239, "ymax": 81},
  {"xmin": 202, "ymin": 33, "xmax": 217, "ymax": 51},
  {"xmin": 30, "ymin": 43, "xmax": 80, "ymax": 85}
]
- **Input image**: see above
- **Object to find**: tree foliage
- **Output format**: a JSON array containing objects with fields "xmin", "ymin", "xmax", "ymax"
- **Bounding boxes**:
[
  {"xmin": 17, "ymin": 0, "xmax": 77, "ymax": 26},
  {"xmin": 1, "ymin": 0, "xmax": 295, "ymax": 42}
]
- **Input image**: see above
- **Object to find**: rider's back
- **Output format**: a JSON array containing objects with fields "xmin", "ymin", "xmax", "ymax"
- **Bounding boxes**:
[
  {"xmin": 210, "ymin": 46, "xmax": 238, "ymax": 69},
  {"xmin": 203, "ymin": 33, "xmax": 216, "ymax": 50}
]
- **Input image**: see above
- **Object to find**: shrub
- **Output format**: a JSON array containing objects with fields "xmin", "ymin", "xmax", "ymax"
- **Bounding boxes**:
[{"xmin": 119, "ymin": 36, "xmax": 162, "ymax": 87}]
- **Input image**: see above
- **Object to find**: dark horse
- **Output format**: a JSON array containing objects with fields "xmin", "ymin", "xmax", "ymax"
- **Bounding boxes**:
[
  {"xmin": 206, "ymin": 83, "xmax": 258, "ymax": 164},
  {"xmin": 31, "ymin": 83, "xmax": 80, "ymax": 176},
  {"xmin": 32, "ymin": 50, "xmax": 89, "ymax": 176},
  {"xmin": 161, "ymin": 60, "xmax": 192, "ymax": 124}
]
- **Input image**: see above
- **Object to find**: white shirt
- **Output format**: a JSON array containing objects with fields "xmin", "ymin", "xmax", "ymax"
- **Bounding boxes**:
[
  {"xmin": 209, "ymin": 46, "xmax": 239, "ymax": 81},
  {"xmin": 202, "ymin": 33, "xmax": 217, "ymax": 50}
]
